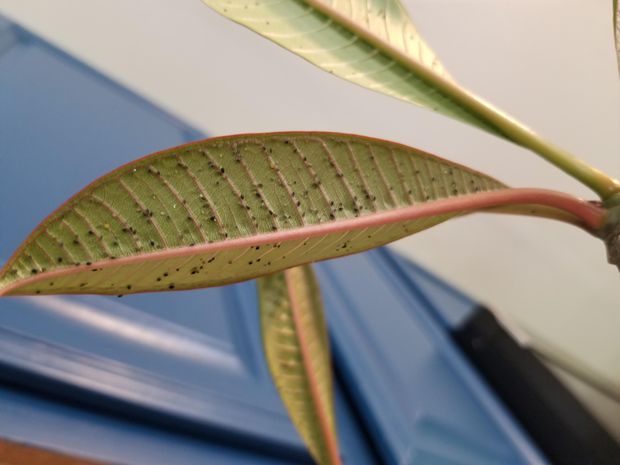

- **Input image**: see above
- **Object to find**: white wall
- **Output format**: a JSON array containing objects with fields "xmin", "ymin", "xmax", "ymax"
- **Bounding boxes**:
[{"xmin": 1, "ymin": 0, "xmax": 619, "ymax": 436}]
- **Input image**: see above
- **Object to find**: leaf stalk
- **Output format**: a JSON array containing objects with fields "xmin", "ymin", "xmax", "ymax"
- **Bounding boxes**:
[
  {"xmin": 441, "ymin": 89, "xmax": 620, "ymax": 202},
  {"xmin": 302, "ymin": 0, "xmax": 620, "ymax": 200}
]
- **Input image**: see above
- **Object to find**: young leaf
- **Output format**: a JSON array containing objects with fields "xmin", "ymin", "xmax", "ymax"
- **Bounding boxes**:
[
  {"xmin": 603, "ymin": 204, "xmax": 620, "ymax": 271},
  {"xmin": 258, "ymin": 265, "xmax": 341, "ymax": 465},
  {"xmin": 201, "ymin": 0, "xmax": 495, "ymax": 134},
  {"xmin": 201, "ymin": 0, "xmax": 620, "ymax": 200},
  {"xmin": 0, "ymin": 132, "xmax": 603, "ymax": 297}
]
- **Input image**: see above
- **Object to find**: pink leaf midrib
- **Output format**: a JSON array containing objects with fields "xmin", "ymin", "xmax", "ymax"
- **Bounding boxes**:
[
  {"xmin": 0, "ymin": 188, "xmax": 603, "ymax": 296},
  {"xmin": 284, "ymin": 268, "xmax": 341, "ymax": 465}
]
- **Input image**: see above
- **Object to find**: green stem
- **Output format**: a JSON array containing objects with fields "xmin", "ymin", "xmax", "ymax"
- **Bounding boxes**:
[
  {"xmin": 399, "ymin": 58, "xmax": 620, "ymax": 200},
  {"xmin": 306, "ymin": 1, "xmax": 620, "ymax": 201},
  {"xmin": 400, "ymin": 46, "xmax": 620, "ymax": 201},
  {"xmin": 442, "ymin": 86, "xmax": 620, "ymax": 203}
]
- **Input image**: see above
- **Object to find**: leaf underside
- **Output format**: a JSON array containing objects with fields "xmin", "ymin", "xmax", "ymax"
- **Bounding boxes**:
[
  {"xmin": 0, "ymin": 132, "xmax": 506, "ymax": 296},
  {"xmin": 258, "ymin": 265, "xmax": 339, "ymax": 465},
  {"xmin": 201, "ymin": 0, "xmax": 499, "ymax": 136}
]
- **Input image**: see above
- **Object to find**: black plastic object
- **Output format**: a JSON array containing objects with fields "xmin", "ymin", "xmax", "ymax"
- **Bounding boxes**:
[{"xmin": 454, "ymin": 306, "xmax": 620, "ymax": 465}]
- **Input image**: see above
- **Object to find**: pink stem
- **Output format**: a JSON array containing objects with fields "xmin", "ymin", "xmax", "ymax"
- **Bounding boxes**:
[
  {"xmin": 429, "ymin": 188, "xmax": 604, "ymax": 230},
  {"xmin": 0, "ymin": 188, "xmax": 605, "ymax": 296}
]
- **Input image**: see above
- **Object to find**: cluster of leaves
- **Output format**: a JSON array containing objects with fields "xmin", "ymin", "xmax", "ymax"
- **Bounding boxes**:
[{"xmin": 1, "ymin": 2, "xmax": 619, "ymax": 464}]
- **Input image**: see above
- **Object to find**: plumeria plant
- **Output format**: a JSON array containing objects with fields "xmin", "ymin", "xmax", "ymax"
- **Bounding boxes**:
[{"xmin": 1, "ymin": 2, "xmax": 619, "ymax": 464}]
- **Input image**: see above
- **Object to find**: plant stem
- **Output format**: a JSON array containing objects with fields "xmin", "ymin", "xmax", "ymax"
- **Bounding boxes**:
[
  {"xmin": 405, "ymin": 51, "xmax": 620, "ymax": 201},
  {"xmin": 435, "ymin": 188, "xmax": 606, "ymax": 232},
  {"xmin": 602, "ymin": 204, "xmax": 620, "ymax": 271},
  {"xmin": 408, "ymin": 65, "xmax": 620, "ymax": 201},
  {"xmin": 304, "ymin": 0, "xmax": 620, "ymax": 200},
  {"xmin": 438, "ymin": 87, "xmax": 620, "ymax": 202}
]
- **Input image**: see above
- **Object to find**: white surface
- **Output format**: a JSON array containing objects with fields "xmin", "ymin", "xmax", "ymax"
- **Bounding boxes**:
[{"xmin": 1, "ymin": 0, "xmax": 619, "ymax": 430}]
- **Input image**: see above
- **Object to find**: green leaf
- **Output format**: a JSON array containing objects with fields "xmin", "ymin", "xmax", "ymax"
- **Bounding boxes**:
[
  {"xmin": 258, "ymin": 265, "xmax": 340, "ymax": 465},
  {"xmin": 201, "ymin": 0, "xmax": 497, "ymax": 135},
  {"xmin": 0, "ymin": 132, "xmax": 601, "ymax": 297},
  {"xmin": 201, "ymin": 0, "xmax": 620, "ymax": 200}
]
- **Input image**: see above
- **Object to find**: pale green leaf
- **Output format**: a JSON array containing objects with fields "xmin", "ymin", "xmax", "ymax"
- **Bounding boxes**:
[
  {"xmin": 0, "ymin": 132, "xmax": 509, "ymax": 296},
  {"xmin": 1, "ymin": 132, "xmax": 601, "ymax": 297},
  {"xmin": 2, "ymin": 132, "xmax": 600, "ymax": 297},
  {"xmin": 201, "ymin": 0, "xmax": 499, "ymax": 135},
  {"xmin": 258, "ymin": 265, "xmax": 340, "ymax": 465},
  {"xmin": 201, "ymin": 0, "xmax": 620, "ymax": 200}
]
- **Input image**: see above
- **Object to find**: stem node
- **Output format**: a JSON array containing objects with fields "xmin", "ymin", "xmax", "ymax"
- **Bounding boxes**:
[{"xmin": 603, "ymin": 206, "xmax": 620, "ymax": 272}]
